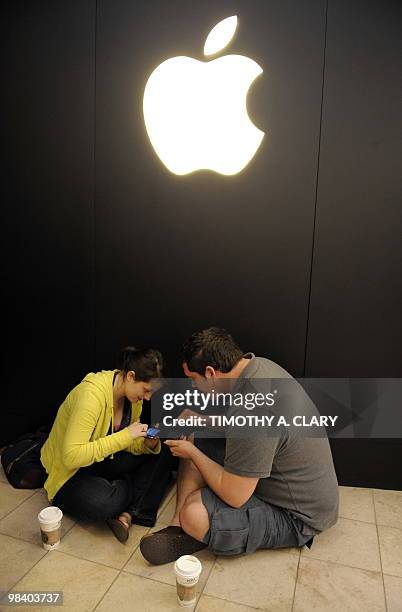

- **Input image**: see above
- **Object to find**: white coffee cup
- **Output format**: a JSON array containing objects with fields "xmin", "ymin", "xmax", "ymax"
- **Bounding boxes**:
[
  {"xmin": 38, "ymin": 506, "xmax": 63, "ymax": 550},
  {"xmin": 174, "ymin": 555, "xmax": 202, "ymax": 607}
]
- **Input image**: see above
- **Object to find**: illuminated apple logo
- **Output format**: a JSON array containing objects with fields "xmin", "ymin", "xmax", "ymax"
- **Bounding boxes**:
[{"xmin": 143, "ymin": 16, "xmax": 264, "ymax": 176}]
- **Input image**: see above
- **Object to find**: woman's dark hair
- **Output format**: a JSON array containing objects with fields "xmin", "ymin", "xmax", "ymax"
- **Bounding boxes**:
[
  {"xmin": 182, "ymin": 327, "xmax": 243, "ymax": 375},
  {"xmin": 117, "ymin": 346, "xmax": 163, "ymax": 382}
]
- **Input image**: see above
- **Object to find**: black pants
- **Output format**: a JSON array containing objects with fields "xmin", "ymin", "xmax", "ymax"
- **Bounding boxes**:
[{"xmin": 53, "ymin": 445, "xmax": 177, "ymax": 527}]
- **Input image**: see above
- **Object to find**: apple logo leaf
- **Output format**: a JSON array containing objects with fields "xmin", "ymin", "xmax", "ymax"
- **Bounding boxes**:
[{"xmin": 204, "ymin": 15, "xmax": 238, "ymax": 57}]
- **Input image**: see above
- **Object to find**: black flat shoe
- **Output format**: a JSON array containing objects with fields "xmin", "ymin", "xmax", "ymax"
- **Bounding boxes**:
[
  {"xmin": 140, "ymin": 525, "xmax": 206, "ymax": 565},
  {"xmin": 106, "ymin": 516, "xmax": 130, "ymax": 543}
]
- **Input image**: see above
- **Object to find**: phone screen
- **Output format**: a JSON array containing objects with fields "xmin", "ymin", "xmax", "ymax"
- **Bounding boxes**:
[{"xmin": 146, "ymin": 427, "xmax": 160, "ymax": 438}]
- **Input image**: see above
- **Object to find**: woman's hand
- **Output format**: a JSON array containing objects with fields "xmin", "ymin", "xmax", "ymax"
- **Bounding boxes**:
[
  {"xmin": 127, "ymin": 421, "xmax": 148, "ymax": 439},
  {"xmin": 164, "ymin": 439, "xmax": 196, "ymax": 459}
]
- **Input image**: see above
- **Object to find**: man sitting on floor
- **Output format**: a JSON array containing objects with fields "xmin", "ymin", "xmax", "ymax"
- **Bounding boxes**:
[{"xmin": 140, "ymin": 327, "xmax": 339, "ymax": 564}]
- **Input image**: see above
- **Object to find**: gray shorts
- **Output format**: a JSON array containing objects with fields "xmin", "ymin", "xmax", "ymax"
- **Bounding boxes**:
[{"xmin": 195, "ymin": 437, "xmax": 314, "ymax": 556}]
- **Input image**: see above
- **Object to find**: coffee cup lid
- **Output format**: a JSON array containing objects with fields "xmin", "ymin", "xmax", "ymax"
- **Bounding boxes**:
[
  {"xmin": 38, "ymin": 506, "xmax": 63, "ymax": 524},
  {"xmin": 174, "ymin": 555, "xmax": 202, "ymax": 577}
]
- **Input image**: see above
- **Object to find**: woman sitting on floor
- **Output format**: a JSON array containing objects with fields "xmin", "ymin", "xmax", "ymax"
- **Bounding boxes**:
[{"xmin": 40, "ymin": 346, "xmax": 175, "ymax": 542}]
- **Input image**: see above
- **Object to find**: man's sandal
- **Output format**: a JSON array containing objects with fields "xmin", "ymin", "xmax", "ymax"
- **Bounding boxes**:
[
  {"xmin": 106, "ymin": 512, "xmax": 131, "ymax": 543},
  {"xmin": 140, "ymin": 525, "xmax": 206, "ymax": 565}
]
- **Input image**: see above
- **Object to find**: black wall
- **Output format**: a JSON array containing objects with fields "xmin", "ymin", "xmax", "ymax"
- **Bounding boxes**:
[
  {"xmin": 305, "ymin": 0, "xmax": 402, "ymax": 488},
  {"xmin": 2, "ymin": 1, "xmax": 401, "ymax": 488},
  {"xmin": 1, "ymin": 1, "xmax": 95, "ymax": 442}
]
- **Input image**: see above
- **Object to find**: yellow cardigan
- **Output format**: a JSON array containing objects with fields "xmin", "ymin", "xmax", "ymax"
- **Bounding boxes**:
[{"xmin": 40, "ymin": 369, "xmax": 160, "ymax": 501}]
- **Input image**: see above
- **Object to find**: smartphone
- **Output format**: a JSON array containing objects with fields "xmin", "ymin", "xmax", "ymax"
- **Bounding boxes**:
[{"xmin": 146, "ymin": 427, "xmax": 160, "ymax": 439}]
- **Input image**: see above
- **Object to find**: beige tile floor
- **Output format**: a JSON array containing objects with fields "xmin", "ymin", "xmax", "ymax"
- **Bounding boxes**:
[{"xmin": 0, "ymin": 462, "xmax": 401, "ymax": 611}]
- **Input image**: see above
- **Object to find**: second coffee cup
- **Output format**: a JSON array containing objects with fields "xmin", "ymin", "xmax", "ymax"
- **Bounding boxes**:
[
  {"xmin": 38, "ymin": 506, "xmax": 63, "ymax": 550},
  {"xmin": 174, "ymin": 555, "xmax": 202, "ymax": 607}
]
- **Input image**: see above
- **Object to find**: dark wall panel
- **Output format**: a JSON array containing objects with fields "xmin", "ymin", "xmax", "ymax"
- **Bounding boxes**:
[
  {"xmin": 305, "ymin": 0, "xmax": 402, "ymax": 488},
  {"xmin": 306, "ymin": 0, "xmax": 402, "ymax": 377},
  {"xmin": 95, "ymin": 0, "xmax": 326, "ymax": 376},
  {"xmin": 1, "ymin": 1, "xmax": 95, "ymax": 446}
]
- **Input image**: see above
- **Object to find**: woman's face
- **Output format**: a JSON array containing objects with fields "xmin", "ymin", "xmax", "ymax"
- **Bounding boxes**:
[{"xmin": 125, "ymin": 372, "xmax": 153, "ymax": 403}]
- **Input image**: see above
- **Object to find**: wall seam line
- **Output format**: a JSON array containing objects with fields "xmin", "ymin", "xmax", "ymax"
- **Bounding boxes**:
[
  {"xmin": 303, "ymin": 0, "xmax": 329, "ymax": 377},
  {"xmin": 93, "ymin": 0, "xmax": 98, "ymax": 370}
]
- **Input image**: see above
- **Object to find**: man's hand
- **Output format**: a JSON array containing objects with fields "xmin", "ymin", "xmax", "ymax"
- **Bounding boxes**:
[
  {"xmin": 177, "ymin": 408, "xmax": 200, "ymax": 420},
  {"xmin": 144, "ymin": 436, "xmax": 159, "ymax": 450},
  {"xmin": 164, "ymin": 439, "xmax": 196, "ymax": 459},
  {"xmin": 165, "ymin": 438, "xmax": 258, "ymax": 507},
  {"xmin": 177, "ymin": 408, "xmax": 221, "ymax": 432}
]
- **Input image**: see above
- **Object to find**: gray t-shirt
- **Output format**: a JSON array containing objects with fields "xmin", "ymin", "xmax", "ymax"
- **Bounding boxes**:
[{"xmin": 224, "ymin": 354, "xmax": 339, "ymax": 534}]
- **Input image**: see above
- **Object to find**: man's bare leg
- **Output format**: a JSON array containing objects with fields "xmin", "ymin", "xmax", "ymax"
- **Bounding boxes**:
[
  {"xmin": 140, "ymin": 439, "xmax": 208, "ymax": 564},
  {"xmin": 170, "ymin": 457, "xmax": 206, "ymax": 526}
]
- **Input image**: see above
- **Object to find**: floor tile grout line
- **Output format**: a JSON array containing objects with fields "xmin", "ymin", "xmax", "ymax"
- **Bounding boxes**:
[
  {"xmin": 93, "ymin": 522, "xmax": 174, "ymax": 611},
  {"xmin": 60, "ymin": 516, "xmax": 152, "ymax": 574},
  {"xmin": 119, "ymin": 528, "xmax": 152, "ymax": 573},
  {"xmin": 51, "ymin": 545, "xmax": 149, "ymax": 612},
  {"xmin": 0, "ymin": 529, "xmax": 46, "ymax": 547},
  {"xmin": 339, "ymin": 516, "xmax": 402, "ymax": 531},
  {"xmin": 0, "ymin": 489, "xmax": 37, "ymax": 521},
  {"xmin": 120, "ymin": 570, "xmax": 179, "ymax": 587},
  {"xmin": 7, "ymin": 546, "xmax": 118, "ymax": 612},
  {"xmin": 195, "ymin": 552, "xmax": 300, "ymax": 611},
  {"xmin": 113, "ymin": 571, "xmax": 229, "ymax": 611},
  {"xmin": 156, "ymin": 485, "xmax": 177, "ymax": 518},
  {"xmin": 339, "ymin": 510, "xmax": 401, "ymax": 530},
  {"xmin": 371, "ymin": 485, "xmax": 402, "ymax": 529},
  {"xmin": 91, "ymin": 563, "xmax": 122, "ymax": 612},
  {"xmin": 124, "ymin": 519, "xmax": 172, "ymax": 552},
  {"xmin": 301, "ymin": 551, "xmax": 383, "ymax": 575},
  {"xmin": 129, "ymin": 567, "xmax": 219, "ymax": 612},
  {"xmin": 119, "ymin": 570, "xmax": 197, "ymax": 592},
  {"xmin": 335, "ymin": 509, "xmax": 402, "ymax": 529},
  {"xmin": 49, "ymin": 546, "xmax": 131, "ymax": 572},
  {"xmin": 291, "ymin": 548, "xmax": 302, "ymax": 611},
  {"xmin": 0, "ymin": 517, "xmax": 76, "ymax": 549},
  {"xmin": 0, "ymin": 530, "xmax": 41, "ymax": 545},
  {"xmin": 10, "ymin": 547, "xmax": 122, "ymax": 612},
  {"xmin": 119, "ymin": 516, "xmax": 176, "ymax": 574},
  {"xmin": 156, "ymin": 497, "xmax": 177, "ymax": 523},
  {"xmin": 120, "ymin": 519, "xmax": 172, "ymax": 571},
  {"xmin": 192, "ymin": 593, "xmax": 203, "ymax": 611},
  {"xmin": 376, "ymin": 522, "xmax": 402, "ymax": 531},
  {"xmin": 372, "ymin": 489, "xmax": 388, "ymax": 611},
  {"xmin": 383, "ymin": 571, "xmax": 402, "ymax": 579},
  {"xmin": 5, "ymin": 549, "xmax": 49, "ymax": 595},
  {"xmin": 371, "ymin": 488, "xmax": 402, "ymax": 496},
  {"xmin": 194, "ymin": 553, "xmax": 218, "ymax": 606},
  {"xmin": 163, "ymin": 484, "xmax": 177, "ymax": 506},
  {"xmin": 193, "ymin": 589, "xmax": 268, "ymax": 611},
  {"xmin": 119, "ymin": 569, "xmax": 210, "ymax": 593},
  {"xmin": 156, "ymin": 490, "xmax": 176, "ymax": 522},
  {"xmin": 338, "ymin": 514, "xmax": 377, "ymax": 525},
  {"xmin": 61, "ymin": 521, "xmax": 77, "ymax": 539}
]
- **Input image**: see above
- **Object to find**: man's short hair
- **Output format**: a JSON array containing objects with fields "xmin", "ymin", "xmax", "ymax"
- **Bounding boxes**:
[{"xmin": 182, "ymin": 327, "xmax": 243, "ymax": 375}]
